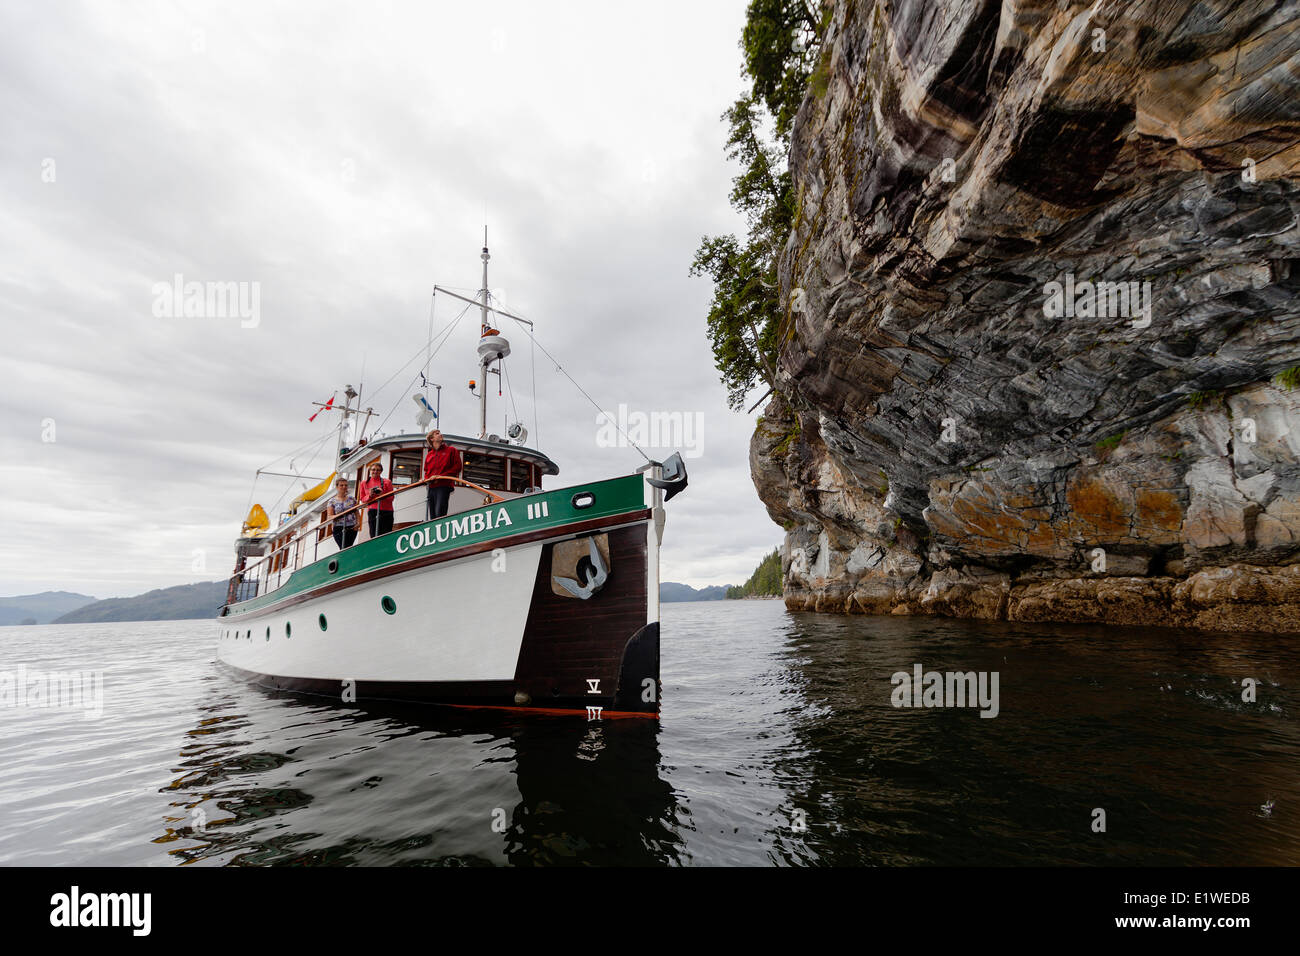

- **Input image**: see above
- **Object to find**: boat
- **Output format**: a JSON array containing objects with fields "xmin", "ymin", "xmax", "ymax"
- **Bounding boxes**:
[{"xmin": 216, "ymin": 241, "xmax": 687, "ymax": 718}]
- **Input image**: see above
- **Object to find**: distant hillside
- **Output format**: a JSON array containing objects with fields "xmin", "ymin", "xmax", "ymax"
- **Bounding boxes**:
[
  {"xmin": 660, "ymin": 581, "xmax": 731, "ymax": 602},
  {"xmin": 50, "ymin": 578, "xmax": 740, "ymax": 619},
  {"xmin": 53, "ymin": 581, "xmax": 226, "ymax": 624},
  {"xmin": 726, "ymin": 548, "xmax": 782, "ymax": 599},
  {"xmin": 0, "ymin": 591, "xmax": 97, "ymax": 625}
]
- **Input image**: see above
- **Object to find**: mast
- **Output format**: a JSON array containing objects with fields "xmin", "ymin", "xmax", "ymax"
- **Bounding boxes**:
[
  {"xmin": 479, "ymin": 229, "xmax": 490, "ymax": 438},
  {"xmin": 337, "ymin": 384, "xmax": 358, "ymax": 460}
]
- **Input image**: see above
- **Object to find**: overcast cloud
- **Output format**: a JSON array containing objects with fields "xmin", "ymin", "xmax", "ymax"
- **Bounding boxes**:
[{"xmin": 0, "ymin": 0, "xmax": 784, "ymax": 600}]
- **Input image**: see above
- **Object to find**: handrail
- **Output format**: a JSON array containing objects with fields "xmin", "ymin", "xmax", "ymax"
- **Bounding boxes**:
[
  {"xmin": 227, "ymin": 470, "xmax": 510, "ymax": 603},
  {"xmin": 324, "ymin": 473, "xmax": 507, "ymax": 530}
]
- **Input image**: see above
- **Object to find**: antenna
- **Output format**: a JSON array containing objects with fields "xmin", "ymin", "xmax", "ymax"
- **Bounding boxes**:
[
  {"xmin": 478, "ymin": 231, "xmax": 492, "ymax": 438},
  {"xmin": 480, "ymin": 229, "xmax": 490, "ymax": 334}
]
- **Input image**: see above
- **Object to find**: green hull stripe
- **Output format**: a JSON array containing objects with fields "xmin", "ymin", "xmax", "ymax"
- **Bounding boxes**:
[{"xmin": 226, "ymin": 473, "xmax": 646, "ymax": 614}]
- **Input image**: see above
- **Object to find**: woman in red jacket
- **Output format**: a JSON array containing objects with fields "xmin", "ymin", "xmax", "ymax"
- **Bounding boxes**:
[
  {"xmin": 423, "ymin": 429, "xmax": 462, "ymax": 520},
  {"xmin": 360, "ymin": 461, "xmax": 395, "ymax": 538}
]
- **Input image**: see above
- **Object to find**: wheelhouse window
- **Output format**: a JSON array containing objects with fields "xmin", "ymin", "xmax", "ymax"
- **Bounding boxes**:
[
  {"xmin": 461, "ymin": 452, "xmax": 505, "ymax": 490},
  {"xmin": 390, "ymin": 451, "xmax": 422, "ymax": 485},
  {"xmin": 509, "ymin": 459, "xmax": 532, "ymax": 492}
]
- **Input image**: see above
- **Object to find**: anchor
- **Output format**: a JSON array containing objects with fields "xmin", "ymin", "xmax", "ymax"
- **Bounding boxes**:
[
  {"xmin": 645, "ymin": 451, "xmax": 688, "ymax": 501},
  {"xmin": 554, "ymin": 536, "xmax": 609, "ymax": 600}
]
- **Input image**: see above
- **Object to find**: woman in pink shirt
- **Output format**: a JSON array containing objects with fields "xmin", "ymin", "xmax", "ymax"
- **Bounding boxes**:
[{"xmin": 361, "ymin": 461, "xmax": 395, "ymax": 538}]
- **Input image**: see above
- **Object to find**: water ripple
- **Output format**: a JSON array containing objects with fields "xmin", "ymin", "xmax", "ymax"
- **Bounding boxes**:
[{"xmin": 0, "ymin": 607, "xmax": 1296, "ymax": 865}]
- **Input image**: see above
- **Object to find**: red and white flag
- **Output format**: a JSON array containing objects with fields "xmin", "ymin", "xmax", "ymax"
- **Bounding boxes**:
[{"xmin": 308, "ymin": 394, "xmax": 335, "ymax": 422}]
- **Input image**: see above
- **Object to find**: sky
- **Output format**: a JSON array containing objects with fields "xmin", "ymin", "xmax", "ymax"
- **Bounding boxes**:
[{"xmin": 0, "ymin": 0, "xmax": 784, "ymax": 600}]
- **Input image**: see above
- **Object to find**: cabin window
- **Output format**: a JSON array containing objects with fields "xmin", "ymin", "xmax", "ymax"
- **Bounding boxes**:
[
  {"xmin": 462, "ymin": 452, "xmax": 505, "ymax": 490},
  {"xmin": 390, "ymin": 451, "xmax": 422, "ymax": 486},
  {"xmin": 509, "ymin": 460, "xmax": 531, "ymax": 493}
]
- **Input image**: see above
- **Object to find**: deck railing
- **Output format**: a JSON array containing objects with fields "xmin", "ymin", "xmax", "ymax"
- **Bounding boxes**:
[{"xmin": 225, "ymin": 472, "xmax": 508, "ymax": 607}]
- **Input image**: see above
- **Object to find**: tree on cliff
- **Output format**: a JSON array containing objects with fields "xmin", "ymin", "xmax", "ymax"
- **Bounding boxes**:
[{"xmin": 691, "ymin": 0, "xmax": 827, "ymax": 411}]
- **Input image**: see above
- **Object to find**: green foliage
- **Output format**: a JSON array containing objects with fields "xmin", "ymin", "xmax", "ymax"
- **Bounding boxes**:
[
  {"xmin": 1276, "ymin": 367, "xmax": 1300, "ymax": 391},
  {"xmin": 692, "ymin": 232, "xmax": 783, "ymax": 410},
  {"xmin": 692, "ymin": 2, "xmax": 828, "ymax": 411},
  {"xmin": 809, "ymin": 53, "xmax": 831, "ymax": 99},
  {"xmin": 741, "ymin": 0, "xmax": 826, "ymax": 140},
  {"xmin": 1095, "ymin": 430, "xmax": 1128, "ymax": 455},
  {"xmin": 727, "ymin": 547, "xmax": 784, "ymax": 598},
  {"xmin": 772, "ymin": 416, "xmax": 801, "ymax": 456},
  {"xmin": 1187, "ymin": 390, "xmax": 1219, "ymax": 409}
]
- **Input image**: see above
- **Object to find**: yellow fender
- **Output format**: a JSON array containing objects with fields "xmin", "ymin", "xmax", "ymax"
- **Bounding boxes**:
[{"xmin": 290, "ymin": 472, "xmax": 336, "ymax": 514}]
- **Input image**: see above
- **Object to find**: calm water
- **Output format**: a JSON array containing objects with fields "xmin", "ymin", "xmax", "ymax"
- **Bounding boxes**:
[{"xmin": 0, "ymin": 601, "xmax": 1296, "ymax": 866}]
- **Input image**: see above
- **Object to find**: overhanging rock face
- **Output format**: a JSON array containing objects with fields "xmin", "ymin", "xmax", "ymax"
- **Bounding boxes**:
[{"xmin": 754, "ymin": 0, "xmax": 1300, "ymax": 630}]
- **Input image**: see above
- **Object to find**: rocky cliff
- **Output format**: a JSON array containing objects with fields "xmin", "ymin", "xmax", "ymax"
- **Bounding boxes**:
[{"xmin": 753, "ymin": 0, "xmax": 1300, "ymax": 630}]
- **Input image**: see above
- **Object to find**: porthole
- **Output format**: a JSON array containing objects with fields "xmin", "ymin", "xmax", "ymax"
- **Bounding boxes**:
[
  {"xmin": 328, "ymin": 559, "xmax": 339, "ymax": 574},
  {"xmin": 285, "ymin": 621, "xmax": 292, "ymax": 638},
  {"xmin": 319, "ymin": 613, "xmax": 328, "ymax": 631},
  {"xmin": 572, "ymin": 491, "xmax": 595, "ymax": 509},
  {"xmin": 381, "ymin": 596, "xmax": 397, "ymax": 615},
  {"xmin": 265, "ymin": 626, "xmax": 270, "ymax": 641}
]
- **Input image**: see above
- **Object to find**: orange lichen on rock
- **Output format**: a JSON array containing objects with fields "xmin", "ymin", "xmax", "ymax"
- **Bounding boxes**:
[{"xmin": 1066, "ymin": 478, "xmax": 1130, "ymax": 538}]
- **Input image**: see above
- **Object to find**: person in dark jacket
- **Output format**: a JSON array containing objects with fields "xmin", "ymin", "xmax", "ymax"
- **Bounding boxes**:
[{"xmin": 423, "ymin": 430, "xmax": 462, "ymax": 520}]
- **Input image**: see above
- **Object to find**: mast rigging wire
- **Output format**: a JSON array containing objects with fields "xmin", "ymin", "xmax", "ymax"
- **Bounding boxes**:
[
  {"xmin": 243, "ymin": 302, "xmax": 472, "ymax": 519},
  {"xmin": 369, "ymin": 300, "xmax": 472, "ymax": 437},
  {"xmin": 501, "ymin": 311, "xmax": 650, "ymax": 463},
  {"xmin": 357, "ymin": 300, "xmax": 473, "ymax": 415}
]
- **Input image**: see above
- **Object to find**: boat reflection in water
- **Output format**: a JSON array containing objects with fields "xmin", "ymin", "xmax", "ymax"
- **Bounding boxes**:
[{"xmin": 155, "ymin": 682, "xmax": 681, "ymax": 866}]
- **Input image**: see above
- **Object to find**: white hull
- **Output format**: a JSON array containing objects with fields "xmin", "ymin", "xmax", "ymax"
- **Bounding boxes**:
[
  {"xmin": 218, "ymin": 542, "xmax": 544, "ymax": 683},
  {"xmin": 218, "ymin": 512, "xmax": 661, "ymax": 716}
]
